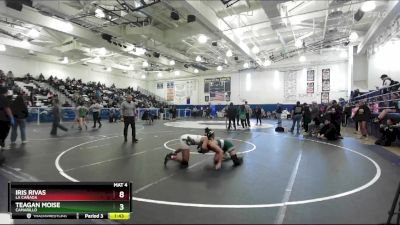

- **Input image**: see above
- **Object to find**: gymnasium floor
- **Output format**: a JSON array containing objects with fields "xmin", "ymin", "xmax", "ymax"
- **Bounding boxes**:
[{"xmin": 0, "ymin": 119, "xmax": 399, "ymax": 224}]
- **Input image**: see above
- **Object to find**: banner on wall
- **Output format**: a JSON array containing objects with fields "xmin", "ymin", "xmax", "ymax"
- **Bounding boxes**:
[
  {"xmin": 284, "ymin": 71, "xmax": 297, "ymax": 101},
  {"xmin": 322, "ymin": 68, "xmax": 330, "ymax": 91},
  {"xmin": 174, "ymin": 82, "xmax": 186, "ymax": 98},
  {"xmin": 166, "ymin": 81, "xmax": 174, "ymax": 101},
  {"xmin": 167, "ymin": 81, "xmax": 174, "ymax": 89},
  {"xmin": 321, "ymin": 92, "xmax": 329, "ymax": 104},
  {"xmin": 307, "ymin": 70, "xmax": 315, "ymax": 81},
  {"xmin": 156, "ymin": 82, "xmax": 163, "ymax": 89},
  {"xmin": 307, "ymin": 82, "xmax": 314, "ymax": 93}
]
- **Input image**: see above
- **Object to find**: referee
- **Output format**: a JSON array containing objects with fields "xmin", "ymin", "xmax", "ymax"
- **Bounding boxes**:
[{"xmin": 121, "ymin": 95, "xmax": 138, "ymax": 143}]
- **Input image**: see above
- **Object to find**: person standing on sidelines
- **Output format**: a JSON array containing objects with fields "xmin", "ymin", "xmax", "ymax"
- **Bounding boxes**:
[
  {"xmin": 90, "ymin": 100, "xmax": 103, "ymax": 128},
  {"xmin": 121, "ymin": 95, "xmax": 138, "ymax": 143},
  {"xmin": 0, "ymin": 87, "xmax": 15, "ymax": 149},
  {"xmin": 50, "ymin": 98, "xmax": 68, "ymax": 136},
  {"xmin": 244, "ymin": 101, "xmax": 251, "ymax": 127},
  {"xmin": 10, "ymin": 94, "xmax": 28, "ymax": 144},
  {"xmin": 227, "ymin": 102, "xmax": 236, "ymax": 130},
  {"xmin": 290, "ymin": 101, "xmax": 303, "ymax": 135},
  {"xmin": 255, "ymin": 106, "xmax": 262, "ymax": 126},
  {"xmin": 276, "ymin": 103, "xmax": 283, "ymax": 126}
]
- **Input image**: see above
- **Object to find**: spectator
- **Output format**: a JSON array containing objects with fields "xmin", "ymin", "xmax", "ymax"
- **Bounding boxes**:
[
  {"xmin": 276, "ymin": 103, "xmax": 283, "ymax": 126},
  {"xmin": 10, "ymin": 94, "xmax": 28, "ymax": 144},
  {"xmin": 227, "ymin": 102, "xmax": 237, "ymax": 130},
  {"xmin": 318, "ymin": 119, "xmax": 338, "ymax": 141},
  {"xmin": 62, "ymin": 101, "xmax": 72, "ymax": 107},
  {"xmin": 375, "ymin": 119, "xmax": 398, "ymax": 146},
  {"xmin": 50, "ymin": 99, "xmax": 68, "ymax": 136},
  {"xmin": 290, "ymin": 101, "xmax": 303, "ymax": 135},
  {"xmin": 356, "ymin": 100, "xmax": 371, "ymax": 140},
  {"xmin": 343, "ymin": 103, "xmax": 352, "ymax": 127},
  {"xmin": 302, "ymin": 103, "xmax": 311, "ymax": 135},
  {"xmin": 108, "ymin": 107, "xmax": 114, "ymax": 123},
  {"xmin": 244, "ymin": 101, "xmax": 251, "ymax": 127},
  {"xmin": 326, "ymin": 100, "xmax": 343, "ymax": 138},
  {"xmin": 379, "ymin": 74, "xmax": 399, "ymax": 107},
  {"xmin": 160, "ymin": 106, "xmax": 165, "ymax": 120},
  {"xmin": 255, "ymin": 106, "xmax": 262, "ymax": 125},
  {"xmin": 172, "ymin": 106, "xmax": 177, "ymax": 120},
  {"xmin": 375, "ymin": 93, "xmax": 400, "ymax": 123},
  {"xmin": 351, "ymin": 102, "xmax": 360, "ymax": 134},
  {"xmin": 0, "ymin": 87, "xmax": 15, "ymax": 149},
  {"xmin": 236, "ymin": 105, "xmax": 240, "ymax": 126}
]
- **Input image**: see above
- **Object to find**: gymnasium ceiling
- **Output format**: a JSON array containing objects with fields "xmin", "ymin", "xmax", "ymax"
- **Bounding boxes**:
[{"xmin": 0, "ymin": 0, "xmax": 398, "ymax": 80}]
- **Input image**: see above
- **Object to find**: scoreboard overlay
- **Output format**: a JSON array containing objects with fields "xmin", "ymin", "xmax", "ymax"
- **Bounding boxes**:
[{"xmin": 8, "ymin": 182, "xmax": 132, "ymax": 220}]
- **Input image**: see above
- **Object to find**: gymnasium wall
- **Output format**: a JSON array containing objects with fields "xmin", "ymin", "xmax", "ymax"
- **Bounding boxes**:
[
  {"xmin": 353, "ymin": 54, "xmax": 368, "ymax": 90},
  {"xmin": 149, "ymin": 62, "xmax": 348, "ymax": 105},
  {"xmin": 367, "ymin": 40, "xmax": 400, "ymax": 90},
  {"xmin": 0, "ymin": 54, "xmax": 146, "ymax": 89}
]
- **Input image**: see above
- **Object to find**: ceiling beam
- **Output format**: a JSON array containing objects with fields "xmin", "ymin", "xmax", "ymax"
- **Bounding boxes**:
[
  {"xmin": 357, "ymin": 1, "xmax": 400, "ymax": 54},
  {"xmin": 0, "ymin": 36, "xmax": 60, "ymax": 55},
  {"xmin": 180, "ymin": 0, "xmax": 258, "ymax": 63},
  {"xmin": 0, "ymin": 1, "xmax": 195, "ymax": 74}
]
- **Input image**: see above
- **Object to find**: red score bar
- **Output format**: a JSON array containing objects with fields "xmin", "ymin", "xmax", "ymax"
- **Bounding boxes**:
[{"xmin": 15, "ymin": 189, "xmax": 130, "ymax": 201}]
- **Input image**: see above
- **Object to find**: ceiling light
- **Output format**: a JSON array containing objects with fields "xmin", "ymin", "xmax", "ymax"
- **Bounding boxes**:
[
  {"xmin": 141, "ymin": 74, "xmax": 146, "ymax": 79},
  {"xmin": 157, "ymin": 72, "xmax": 163, "ymax": 78},
  {"xmin": 361, "ymin": 1, "xmax": 376, "ymax": 12},
  {"xmin": 64, "ymin": 22, "xmax": 73, "ymax": 32},
  {"xmin": 263, "ymin": 59, "xmax": 271, "ymax": 67},
  {"xmin": 95, "ymin": 8, "xmax": 105, "ymax": 18},
  {"xmin": 92, "ymin": 57, "xmax": 101, "ymax": 63},
  {"xmin": 196, "ymin": 56, "xmax": 201, "ymax": 62},
  {"xmin": 224, "ymin": 59, "xmax": 228, "ymax": 64},
  {"xmin": 295, "ymin": 39, "xmax": 303, "ymax": 48},
  {"xmin": 106, "ymin": 67, "xmax": 112, "ymax": 72},
  {"xmin": 340, "ymin": 51, "xmax": 347, "ymax": 58},
  {"xmin": 98, "ymin": 47, "xmax": 107, "ymax": 56},
  {"xmin": 136, "ymin": 47, "xmax": 146, "ymax": 55},
  {"xmin": 251, "ymin": 46, "xmax": 260, "ymax": 54},
  {"xmin": 194, "ymin": 69, "xmax": 199, "ymax": 74},
  {"xmin": 243, "ymin": 62, "xmax": 249, "ymax": 68},
  {"xmin": 126, "ymin": 45, "xmax": 134, "ymax": 51},
  {"xmin": 134, "ymin": 0, "xmax": 142, "ymax": 8},
  {"xmin": 299, "ymin": 55, "xmax": 306, "ymax": 62},
  {"xmin": 61, "ymin": 57, "xmax": 69, "ymax": 64},
  {"xmin": 169, "ymin": 60, "xmax": 175, "ymax": 65},
  {"xmin": 28, "ymin": 28, "xmax": 40, "ymax": 38},
  {"xmin": 21, "ymin": 39, "xmax": 30, "ymax": 47},
  {"xmin": 174, "ymin": 71, "xmax": 180, "ymax": 76},
  {"xmin": 226, "ymin": 49, "xmax": 233, "ymax": 57},
  {"xmin": 217, "ymin": 66, "xmax": 223, "ymax": 71},
  {"xmin": 349, "ymin": 32, "xmax": 359, "ymax": 42},
  {"xmin": 0, "ymin": 44, "xmax": 6, "ymax": 52},
  {"xmin": 142, "ymin": 61, "xmax": 149, "ymax": 67},
  {"xmin": 198, "ymin": 34, "xmax": 208, "ymax": 44}
]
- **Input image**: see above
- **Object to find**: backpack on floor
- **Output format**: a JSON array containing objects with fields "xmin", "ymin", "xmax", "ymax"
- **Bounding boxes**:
[{"xmin": 275, "ymin": 126, "xmax": 285, "ymax": 132}]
